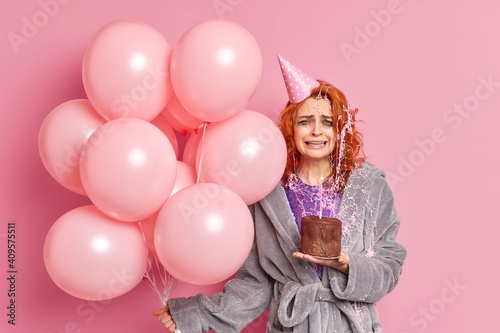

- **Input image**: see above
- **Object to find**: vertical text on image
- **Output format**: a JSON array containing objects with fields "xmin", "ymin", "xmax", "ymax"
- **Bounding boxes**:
[{"xmin": 6, "ymin": 220, "xmax": 17, "ymax": 325}]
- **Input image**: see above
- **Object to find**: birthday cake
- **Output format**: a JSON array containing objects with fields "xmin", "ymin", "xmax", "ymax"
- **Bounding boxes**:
[{"xmin": 299, "ymin": 215, "xmax": 342, "ymax": 258}]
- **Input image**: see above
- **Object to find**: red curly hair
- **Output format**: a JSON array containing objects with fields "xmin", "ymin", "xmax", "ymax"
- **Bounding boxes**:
[{"xmin": 279, "ymin": 80, "xmax": 366, "ymax": 190}]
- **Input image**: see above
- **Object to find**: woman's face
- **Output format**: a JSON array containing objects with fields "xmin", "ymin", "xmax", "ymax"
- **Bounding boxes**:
[{"xmin": 294, "ymin": 97, "xmax": 336, "ymax": 162}]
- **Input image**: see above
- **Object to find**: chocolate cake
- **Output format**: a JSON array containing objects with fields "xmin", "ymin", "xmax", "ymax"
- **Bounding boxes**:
[{"xmin": 299, "ymin": 215, "xmax": 342, "ymax": 258}]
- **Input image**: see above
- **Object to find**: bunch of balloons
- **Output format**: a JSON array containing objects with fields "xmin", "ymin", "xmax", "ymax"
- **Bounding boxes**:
[{"xmin": 39, "ymin": 19, "xmax": 287, "ymax": 302}]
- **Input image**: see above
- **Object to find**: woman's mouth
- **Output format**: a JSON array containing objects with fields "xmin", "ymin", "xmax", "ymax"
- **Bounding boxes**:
[{"xmin": 305, "ymin": 141, "xmax": 327, "ymax": 147}]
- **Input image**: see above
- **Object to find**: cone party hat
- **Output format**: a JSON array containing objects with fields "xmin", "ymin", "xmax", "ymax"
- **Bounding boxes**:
[{"xmin": 277, "ymin": 54, "xmax": 319, "ymax": 103}]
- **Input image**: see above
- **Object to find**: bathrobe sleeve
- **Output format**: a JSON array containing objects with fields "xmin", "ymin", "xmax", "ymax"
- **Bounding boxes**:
[
  {"xmin": 167, "ymin": 205, "xmax": 274, "ymax": 333},
  {"xmin": 329, "ymin": 174, "xmax": 407, "ymax": 303}
]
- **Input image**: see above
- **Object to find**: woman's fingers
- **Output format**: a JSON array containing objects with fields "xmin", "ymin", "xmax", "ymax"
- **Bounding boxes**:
[
  {"xmin": 154, "ymin": 306, "xmax": 176, "ymax": 331},
  {"xmin": 157, "ymin": 313, "xmax": 171, "ymax": 322},
  {"xmin": 293, "ymin": 251, "xmax": 332, "ymax": 264},
  {"xmin": 338, "ymin": 251, "xmax": 349, "ymax": 264},
  {"xmin": 162, "ymin": 317, "xmax": 176, "ymax": 332},
  {"xmin": 153, "ymin": 306, "xmax": 167, "ymax": 316},
  {"xmin": 293, "ymin": 251, "xmax": 349, "ymax": 266},
  {"xmin": 167, "ymin": 321, "xmax": 177, "ymax": 332}
]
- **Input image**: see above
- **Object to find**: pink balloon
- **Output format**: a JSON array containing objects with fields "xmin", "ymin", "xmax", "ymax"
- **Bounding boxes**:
[
  {"xmin": 160, "ymin": 92, "xmax": 204, "ymax": 134},
  {"xmin": 38, "ymin": 99, "xmax": 106, "ymax": 195},
  {"xmin": 83, "ymin": 20, "xmax": 173, "ymax": 121},
  {"xmin": 182, "ymin": 130, "xmax": 204, "ymax": 169},
  {"xmin": 80, "ymin": 118, "xmax": 177, "ymax": 222},
  {"xmin": 171, "ymin": 20, "xmax": 262, "ymax": 122},
  {"xmin": 199, "ymin": 110, "xmax": 287, "ymax": 205},
  {"xmin": 138, "ymin": 161, "xmax": 195, "ymax": 254},
  {"xmin": 171, "ymin": 161, "xmax": 197, "ymax": 196},
  {"xmin": 150, "ymin": 114, "xmax": 179, "ymax": 158},
  {"xmin": 155, "ymin": 183, "xmax": 254, "ymax": 285},
  {"xmin": 43, "ymin": 205, "xmax": 148, "ymax": 301}
]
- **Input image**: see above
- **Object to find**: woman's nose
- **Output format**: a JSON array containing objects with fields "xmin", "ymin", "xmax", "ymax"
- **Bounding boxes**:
[{"xmin": 311, "ymin": 122, "xmax": 322, "ymax": 136}]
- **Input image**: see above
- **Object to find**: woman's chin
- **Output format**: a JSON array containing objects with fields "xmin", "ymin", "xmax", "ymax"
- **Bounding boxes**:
[{"xmin": 301, "ymin": 153, "xmax": 332, "ymax": 163}]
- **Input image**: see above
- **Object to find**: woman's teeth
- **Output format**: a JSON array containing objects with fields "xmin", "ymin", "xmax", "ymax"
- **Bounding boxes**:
[{"xmin": 306, "ymin": 141, "xmax": 326, "ymax": 146}]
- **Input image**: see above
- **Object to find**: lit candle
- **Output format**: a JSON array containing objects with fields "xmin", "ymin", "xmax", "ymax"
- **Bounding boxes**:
[{"xmin": 319, "ymin": 176, "xmax": 324, "ymax": 219}]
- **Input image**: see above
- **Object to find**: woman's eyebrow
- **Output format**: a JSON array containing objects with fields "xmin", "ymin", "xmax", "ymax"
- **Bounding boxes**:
[
  {"xmin": 297, "ymin": 114, "xmax": 333, "ymax": 120},
  {"xmin": 297, "ymin": 114, "xmax": 314, "ymax": 119}
]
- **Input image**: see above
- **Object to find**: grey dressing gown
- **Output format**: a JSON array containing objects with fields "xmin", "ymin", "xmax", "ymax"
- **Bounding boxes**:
[{"xmin": 168, "ymin": 163, "xmax": 407, "ymax": 333}]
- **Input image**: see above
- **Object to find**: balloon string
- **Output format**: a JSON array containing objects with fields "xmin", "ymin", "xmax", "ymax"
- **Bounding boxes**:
[
  {"xmin": 137, "ymin": 221, "xmax": 179, "ymax": 307},
  {"xmin": 196, "ymin": 122, "xmax": 208, "ymax": 184},
  {"xmin": 137, "ymin": 222, "xmax": 163, "ymax": 300}
]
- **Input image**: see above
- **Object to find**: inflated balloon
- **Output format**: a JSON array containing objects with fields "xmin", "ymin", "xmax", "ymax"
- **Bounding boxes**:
[
  {"xmin": 171, "ymin": 161, "xmax": 197, "ymax": 196},
  {"xmin": 38, "ymin": 99, "xmax": 105, "ymax": 195},
  {"xmin": 83, "ymin": 19, "xmax": 173, "ymax": 121},
  {"xmin": 171, "ymin": 19, "xmax": 262, "ymax": 122},
  {"xmin": 155, "ymin": 183, "xmax": 254, "ymax": 285},
  {"xmin": 199, "ymin": 110, "xmax": 287, "ymax": 205},
  {"xmin": 138, "ymin": 161, "xmax": 195, "ymax": 254},
  {"xmin": 43, "ymin": 205, "xmax": 148, "ymax": 301},
  {"xmin": 80, "ymin": 118, "xmax": 177, "ymax": 222},
  {"xmin": 160, "ymin": 92, "xmax": 204, "ymax": 134},
  {"xmin": 150, "ymin": 114, "xmax": 179, "ymax": 158},
  {"xmin": 182, "ymin": 130, "xmax": 204, "ymax": 169}
]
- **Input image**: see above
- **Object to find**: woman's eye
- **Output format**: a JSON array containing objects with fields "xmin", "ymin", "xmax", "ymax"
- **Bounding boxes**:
[
  {"xmin": 324, "ymin": 120, "xmax": 333, "ymax": 126},
  {"xmin": 298, "ymin": 120, "xmax": 309, "ymax": 125}
]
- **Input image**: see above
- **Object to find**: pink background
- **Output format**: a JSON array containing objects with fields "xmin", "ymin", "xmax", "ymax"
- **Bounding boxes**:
[{"xmin": 1, "ymin": 0, "xmax": 498, "ymax": 332}]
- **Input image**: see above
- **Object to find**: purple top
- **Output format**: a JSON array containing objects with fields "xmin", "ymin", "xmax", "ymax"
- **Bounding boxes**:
[{"xmin": 285, "ymin": 174, "xmax": 343, "ymax": 279}]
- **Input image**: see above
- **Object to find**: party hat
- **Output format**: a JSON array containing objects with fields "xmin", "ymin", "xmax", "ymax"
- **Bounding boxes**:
[{"xmin": 277, "ymin": 54, "xmax": 319, "ymax": 103}]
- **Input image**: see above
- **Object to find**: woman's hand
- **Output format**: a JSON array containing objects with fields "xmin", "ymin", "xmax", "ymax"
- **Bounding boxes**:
[
  {"xmin": 293, "ymin": 250, "xmax": 350, "ymax": 275},
  {"xmin": 153, "ymin": 306, "xmax": 176, "ymax": 332}
]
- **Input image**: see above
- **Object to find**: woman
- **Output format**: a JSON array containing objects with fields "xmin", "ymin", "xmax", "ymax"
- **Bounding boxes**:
[{"xmin": 154, "ymin": 56, "xmax": 407, "ymax": 332}]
